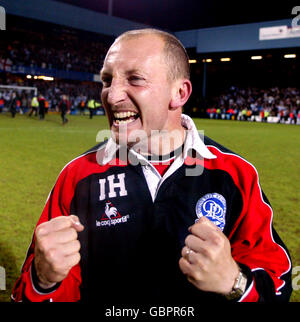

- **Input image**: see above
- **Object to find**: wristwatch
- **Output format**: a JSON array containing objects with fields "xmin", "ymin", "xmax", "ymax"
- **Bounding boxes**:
[{"xmin": 224, "ymin": 270, "xmax": 248, "ymax": 300}]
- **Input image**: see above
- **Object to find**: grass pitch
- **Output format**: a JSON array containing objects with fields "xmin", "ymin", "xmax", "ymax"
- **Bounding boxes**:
[{"xmin": 0, "ymin": 113, "xmax": 299, "ymax": 302}]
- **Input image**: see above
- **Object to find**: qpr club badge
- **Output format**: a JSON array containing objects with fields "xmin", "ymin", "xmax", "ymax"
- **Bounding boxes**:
[{"xmin": 195, "ymin": 193, "xmax": 227, "ymax": 231}]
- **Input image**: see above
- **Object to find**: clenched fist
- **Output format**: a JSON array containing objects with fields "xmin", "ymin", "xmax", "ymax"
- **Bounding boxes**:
[
  {"xmin": 34, "ymin": 215, "xmax": 84, "ymax": 289},
  {"xmin": 179, "ymin": 216, "xmax": 240, "ymax": 295}
]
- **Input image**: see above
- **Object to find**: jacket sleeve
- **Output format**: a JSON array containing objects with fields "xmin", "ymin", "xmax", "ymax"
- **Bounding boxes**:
[
  {"xmin": 206, "ymin": 145, "xmax": 292, "ymax": 302},
  {"xmin": 222, "ymin": 152, "xmax": 292, "ymax": 302},
  {"xmin": 11, "ymin": 165, "xmax": 82, "ymax": 302}
]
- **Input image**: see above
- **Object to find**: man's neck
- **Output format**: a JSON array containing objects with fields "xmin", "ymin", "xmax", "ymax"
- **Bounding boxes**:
[{"xmin": 132, "ymin": 125, "xmax": 186, "ymax": 157}]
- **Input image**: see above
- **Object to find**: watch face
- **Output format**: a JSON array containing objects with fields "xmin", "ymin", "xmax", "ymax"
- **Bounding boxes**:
[
  {"xmin": 236, "ymin": 272, "xmax": 248, "ymax": 293},
  {"xmin": 224, "ymin": 272, "xmax": 247, "ymax": 300}
]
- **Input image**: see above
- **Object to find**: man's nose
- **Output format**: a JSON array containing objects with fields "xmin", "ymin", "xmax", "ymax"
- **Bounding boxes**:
[{"xmin": 106, "ymin": 80, "xmax": 127, "ymax": 106}]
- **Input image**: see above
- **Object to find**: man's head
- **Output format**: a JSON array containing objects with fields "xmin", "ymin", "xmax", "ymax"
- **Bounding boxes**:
[
  {"xmin": 115, "ymin": 29, "xmax": 190, "ymax": 82},
  {"xmin": 100, "ymin": 28, "xmax": 192, "ymax": 152}
]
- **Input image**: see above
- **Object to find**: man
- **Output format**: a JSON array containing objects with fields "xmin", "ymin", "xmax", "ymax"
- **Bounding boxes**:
[
  {"xmin": 9, "ymin": 92, "xmax": 18, "ymax": 118},
  {"xmin": 58, "ymin": 94, "xmax": 70, "ymax": 125},
  {"xmin": 87, "ymin": 97, "xmax": 96, "ymax": 119},
  {"xmin": 28, "ymin": 94, "xmax": 39, "ymax": 117},
  {"xmin": 12, "ymin": 29, "xmax": 292, "ymax": 303},
  {"xmin": 38, "ymin": 94, "xmax": 46, "ymax": 120},
  {"xmin": 77, "ymin": 95, "xmax": 86, "ymax": 115}
]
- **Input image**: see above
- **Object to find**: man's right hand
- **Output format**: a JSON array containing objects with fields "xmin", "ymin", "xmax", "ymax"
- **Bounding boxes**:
[{"xmin": 34, "ymin": 215, "xmax": 84, "ymax": 289}]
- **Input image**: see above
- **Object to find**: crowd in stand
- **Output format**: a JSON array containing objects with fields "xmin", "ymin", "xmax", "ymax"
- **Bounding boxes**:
[
  {"xmin": 0, "ymin": 23, "xmax": 110, "ymax": 74},
  {"xmin": 1, "ymin": 20, "xmax": 299, "ymax": 125},
  {"xmin": 0, "ymin": 20, "xmax": 110, "ymax": 119},
  {"xmin": 207, "ymin": 86, "xmax": 300, "ymax": 124}
]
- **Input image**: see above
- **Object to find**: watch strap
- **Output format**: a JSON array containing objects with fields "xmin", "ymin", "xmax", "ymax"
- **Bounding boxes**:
[{"xmin": 224, "ymin": 266, "xmax": 248, "ymax": 301}]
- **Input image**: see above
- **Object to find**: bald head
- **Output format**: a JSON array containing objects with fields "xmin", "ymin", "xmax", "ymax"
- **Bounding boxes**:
[{"xmin": 112, "ymin": 28, "xmax": 190, "ymax": 82}]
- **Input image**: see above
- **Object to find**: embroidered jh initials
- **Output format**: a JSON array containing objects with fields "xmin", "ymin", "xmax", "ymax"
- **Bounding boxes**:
[{"xmin": 99, "ymin": 173, "xmax": 128, "ymax": 201}]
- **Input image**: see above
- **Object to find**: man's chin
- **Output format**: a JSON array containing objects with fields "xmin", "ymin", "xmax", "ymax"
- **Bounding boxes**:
[
  {"xmin": 112, "ymin": 133, "xmax": 130, "ymax": 148},
  {"xmin": 111, "ymin": 127, "xmax": 149, "ymax": 152}
]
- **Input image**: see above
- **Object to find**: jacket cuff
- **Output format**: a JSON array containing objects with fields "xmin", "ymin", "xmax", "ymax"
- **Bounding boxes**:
[
  {"xmin": 237, "ymin": 263, "xmax": 259, "ymax": 302},
  {"xmin": 30, "ymin": 259, "xmax": 61, "ymax": 295}
]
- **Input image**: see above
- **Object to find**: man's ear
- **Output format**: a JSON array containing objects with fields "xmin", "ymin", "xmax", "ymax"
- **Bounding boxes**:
[{"xmin": 169, "ymin": 79, "xmax": 192, "ymax": 110}]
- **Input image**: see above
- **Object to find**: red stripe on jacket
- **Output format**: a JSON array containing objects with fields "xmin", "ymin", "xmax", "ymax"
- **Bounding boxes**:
[
  {"xmin": 12, "ymin": 150, "xmax": 125, "ymax": 302},
  {"xmin": 203, "ymin": 146, "xmax": 291, "ymax": 300}
]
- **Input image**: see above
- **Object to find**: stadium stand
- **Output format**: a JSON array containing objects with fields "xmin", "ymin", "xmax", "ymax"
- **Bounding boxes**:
[
  {"xmin": 0, "ymin": 16, "xmax": 111, "ymax": 74},
  {"xmin": 0, "ymin": 16, "xmax": 111, "ymax": 115},
  {"xmin": 0, "ymin": 15, "xmax": 299, "ymax": 123},
  {"xmin": 206, "ymin": 86, "xmax": 300, "ymax": 124}
]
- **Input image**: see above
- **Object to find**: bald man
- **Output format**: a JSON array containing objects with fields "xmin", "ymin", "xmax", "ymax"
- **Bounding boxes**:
[{"xmin": 12, "ymin": 29, "xmax": 291, "ymax": 303}]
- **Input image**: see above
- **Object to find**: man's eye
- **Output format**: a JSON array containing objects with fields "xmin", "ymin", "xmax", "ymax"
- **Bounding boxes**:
[
  {"xmin": 101, "ymin": 78, "xmax": 111, "ymax": 86},
  {"xmin": 128, "ymin": 76, "xmax": 144, "ymax": 84}
]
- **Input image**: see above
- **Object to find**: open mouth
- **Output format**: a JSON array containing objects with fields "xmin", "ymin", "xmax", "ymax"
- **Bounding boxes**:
[{"xmin": 113, "ymin": 111, "xmax": 140, "ymax": 125}]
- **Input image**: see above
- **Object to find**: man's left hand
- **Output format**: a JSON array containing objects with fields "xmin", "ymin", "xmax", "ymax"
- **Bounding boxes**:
[{"xmin": 179, "ymin": 216, "xmax": 240, "ymax": 295}]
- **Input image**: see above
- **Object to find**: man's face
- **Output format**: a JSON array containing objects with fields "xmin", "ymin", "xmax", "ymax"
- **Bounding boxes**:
[{"xmin": 100, "ymin": 35, "xmax": 176, "ymax": 148}]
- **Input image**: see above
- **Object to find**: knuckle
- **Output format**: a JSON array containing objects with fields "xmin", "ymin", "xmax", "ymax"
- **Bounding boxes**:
[
  {"xmin": 196, "ymin": 258, "xmax": 208, "ymax": 273},
  {"xmin": 68, "ymin": 227, "xmax": 78, "ymax": 240},
  {"xmin": 205, "ymin": 246, "xmax": 217, "ymax": 261},
  {"xmin": 35, "ymin": 223, "xmax": 47, "ymax": 237},
  {"xmin": 70, "ymin": 215, "xmax": 79, "ymax": 223},
  {"xmin": 211, "ymin": 233, "xmax": 223, "ymax": 247},
  {"xmin": 53, "ymin": 216, "xmax": 71, "ymax": 230},
  {"xmin": 75, "ymin": 252, "xmax": 81, "ymax": 263},
  {"xmin": 188, "ymin": 224, "xmax": 196, "ymax": 233},
  {"xmin": 200, "ymin": 245, "xmax": 210, "ymax": 257},
  {"xmin": 49, "ymin": 255, "xmax": 66, "ymax": 274},
  {"xmin": 46, "ymin": 248, "xmax": 58, "ymax": 263},
  {"xmin": 179, "ymin": 256, "xmax": 187, "ymax": 266},
  {"xmin": 49, "ymin": 262, "xmax": 59, "ymax": 274},
  {"xmin": 74, "ymin": 240, "xmax": 81, "ymax": 252},
  {"xmin": 35, "ymin": 226, "xmax": 42, "ymax": 237},
  {"xmin": 71, "ymin": 252, "xmax": 81, "ymax": 267},
  {"xmin": 192, "ymin": 271, "xmax": 202, "ymax": 282},
  {"xmin": 55, "ymin": 216, "xmax": 68, "ymax": 223},
  {"xmin": 184, "ymin": 234, "xmax": 193, "ymax": 246},
  {"xmin": 51, "ymin": 263, "xmax": 65, "ymax": 275},
  {"xmin": 72, "ymin": 228, "xmax": 79, "ymax": 239},
  {"xmin": 178, "ymin": 257, "xmax": 189, "ymax": 275},
  {"xmin": 184, "ymin": 235, "xmax": 189, "ymax": 245},
  {"xmin": 195, "ymin": 257, "xmax": 204, "ymax": 269},
  {"xmin": 37, "ymin": 237, "xmax": 49, "ymax": 253},
  {"xmin": 199, "ymin": 216, "xmax": 209, "ymax": 223}
]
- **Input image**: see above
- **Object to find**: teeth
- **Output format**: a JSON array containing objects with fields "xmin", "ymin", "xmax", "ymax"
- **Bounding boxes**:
[
  {"xmin": 115, "ymin": 119, "xmax": 135, "ymax": 124},
  {"xmin": 113, "ymin": 111, "xmax": 137, "ymax": 119},
  {"xmin": 115, "ymin": 118, "xmax": 136, "ymax": 125}
]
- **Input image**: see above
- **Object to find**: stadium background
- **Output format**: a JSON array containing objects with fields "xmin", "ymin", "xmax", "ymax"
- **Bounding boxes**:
[{"xmin": 0, "ymin": 0, "xmax": 299, "ymax": 302}]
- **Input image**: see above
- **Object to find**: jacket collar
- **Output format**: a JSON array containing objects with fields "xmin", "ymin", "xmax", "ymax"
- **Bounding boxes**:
[{"xmin": 98, "ymin": 114, "xmax": 216, "ymax": 165}]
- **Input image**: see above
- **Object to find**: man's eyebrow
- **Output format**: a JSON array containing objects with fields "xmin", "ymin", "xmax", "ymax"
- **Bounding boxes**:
[
  {"xmin": 100, "ymin": 70, "xmax": 111, "ymax": 79},
  {"xmin": 125, "ymin": 69, "xmax": 148, "ymax": 77},
  {"xmin": 100, "ymin": 69, "xmax": 148, "ymax": 78}
]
